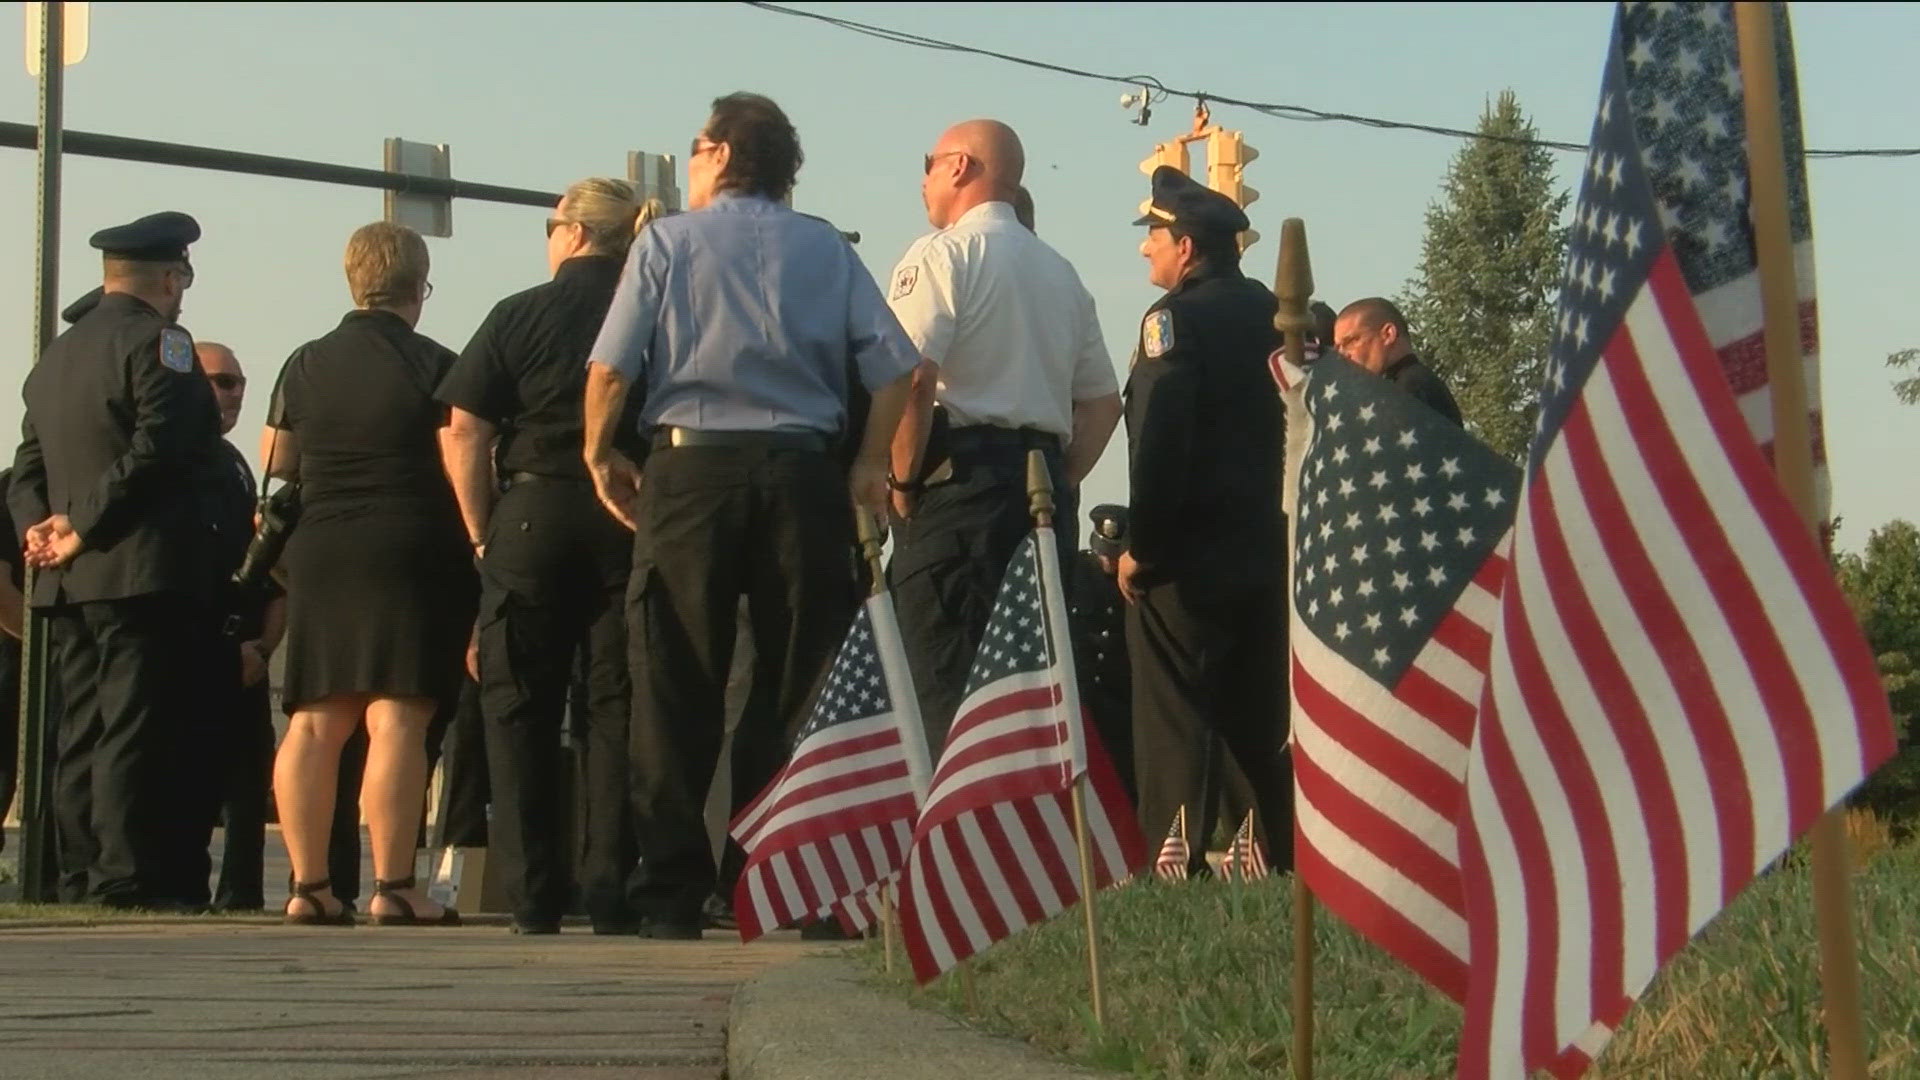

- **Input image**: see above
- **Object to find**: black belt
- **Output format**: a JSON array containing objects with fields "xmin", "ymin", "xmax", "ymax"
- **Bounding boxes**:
[
  {"xmin": 649, "ymin": 427, "xmax": 830, "ymax": 453},
  {"xmin": 944, "ymin": 424, "xmax": 1062, "ymax": 454}
]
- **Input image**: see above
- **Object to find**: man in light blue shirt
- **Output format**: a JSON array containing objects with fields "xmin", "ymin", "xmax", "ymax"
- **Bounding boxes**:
[{"xmin": 581, "ymin": 92, "xmax": 914, "ymax": 940}]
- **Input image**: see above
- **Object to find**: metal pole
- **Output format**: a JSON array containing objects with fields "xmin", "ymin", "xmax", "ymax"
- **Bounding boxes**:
[{"xmin": 17, "ymin": 0, "xmax": 65, "ymax": 901}]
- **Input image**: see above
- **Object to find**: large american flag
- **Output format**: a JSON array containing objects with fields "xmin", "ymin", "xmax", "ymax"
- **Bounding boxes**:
[
  {"xmin": 1457, "ymin": 4, "xmax": 1896, "ymax": 1077},
  {"xmin": 1285, "ymin": 352, "xmax": 1521, "ymax": 1002},
  {"xmin": 897, "ymin": 530, "xmax": 1147, "ymax": 983},
  {"xmin": 730, "ymin": 594, "xmax": 931, "ymax": 941}
]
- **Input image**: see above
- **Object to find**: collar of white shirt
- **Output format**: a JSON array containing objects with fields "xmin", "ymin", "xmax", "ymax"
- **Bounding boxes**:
[{"xmin": 948, "ymin": 201, "xmax": 1018, "ymax": 231}]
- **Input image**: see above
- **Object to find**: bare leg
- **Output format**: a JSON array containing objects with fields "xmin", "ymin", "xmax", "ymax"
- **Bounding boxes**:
[
  {"xmin": 273, "ymin": 695, "xmax": 367, "ymax": 917},
  {"xmin": 363, "ymin": 695, "xmax": 448, "ymax": 919}
]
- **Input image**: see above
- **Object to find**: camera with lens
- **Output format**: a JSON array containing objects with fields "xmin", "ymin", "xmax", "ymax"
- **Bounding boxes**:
[{"xmin": 231, "ymin": 480, "xmax": 301, "ymax": 595}]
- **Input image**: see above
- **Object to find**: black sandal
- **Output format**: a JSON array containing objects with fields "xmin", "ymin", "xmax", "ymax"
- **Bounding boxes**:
[
  {"xmin": 284, "ymin": 879, "xmax": 354, "ymax": 927},
  {"xmin": 370, "ymin": 876, "xmax": 461, "ymax": 927}
]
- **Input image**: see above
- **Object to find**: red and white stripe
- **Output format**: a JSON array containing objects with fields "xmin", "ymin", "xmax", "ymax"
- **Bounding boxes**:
[
  {"xmin": 897, "ymin": 528, "xmax": 1147, "ymax": 983},
  {"xmin": 1154, "ymin": 806, "xmax": 1190, "ymax": 881},
  {"xmin": 1455, "ymin": 251, "xmax": 1893, "ymax": 1079},
  {"xmin": 1291, "ymin": 541, "xmax": 1507, "ymax": 1002}
]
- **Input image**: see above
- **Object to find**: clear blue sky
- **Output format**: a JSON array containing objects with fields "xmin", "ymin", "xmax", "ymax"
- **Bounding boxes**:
[{"xmin": 0, "ymin": 2, "xmax": 1912, "ymax": 549}]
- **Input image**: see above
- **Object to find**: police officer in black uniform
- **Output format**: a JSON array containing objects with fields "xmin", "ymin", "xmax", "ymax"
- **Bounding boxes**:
[
  {"xmin": 1067, "ymin": 504, "xmax": 1134, "ymax": 805},
  {"xmin": 1120, "ymin": 169, "xmax": 1293, "ymax": 873},
  {"xmin": 194, "ymin": 342, "xmax": 286, "ymax": 911},
  {"xmin": 1330, "ymin": 297, "xmax": 1463, "ymax": 426},
  {"xmin": 9, "ymin": 211, "xmax": 225, "ymax": 908},
  {"xmin": 436, "ymin": 178, "xmax": 654, "ymax": 935}
]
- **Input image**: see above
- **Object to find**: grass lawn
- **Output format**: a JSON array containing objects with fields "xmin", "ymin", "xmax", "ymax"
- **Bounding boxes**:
[{"xmin": 861, "ymin": 834, "xmax": 1920, "ymax": 1078}]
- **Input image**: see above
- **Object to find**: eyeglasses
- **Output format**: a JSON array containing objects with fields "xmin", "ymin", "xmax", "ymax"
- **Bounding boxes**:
[
  {"xmin": 170, "ymin": 262, "xmax": 195, "ymax": 288},
  {"xmin": 690, "ymin": 137, "xmax": 721, "ymax": 159},
  {"xmin": 421, "ymin": 281, "xmax": 435, "ymax": 301},
  {"xmin": 546, "ymin": 217, "xmax": 571, "ymax": 238},
  {"xmin": 923, "ymin": 150, "xmax": 967, "ymax": 175},
  {"xmin": 208, "ymin": 373, "xmax": 245, "ymax": 392}
]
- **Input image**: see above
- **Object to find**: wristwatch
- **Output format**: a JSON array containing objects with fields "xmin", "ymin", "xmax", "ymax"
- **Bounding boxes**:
[{"xmin": 886, "ymin": 473, "xmax": 924, "ymax": 494}]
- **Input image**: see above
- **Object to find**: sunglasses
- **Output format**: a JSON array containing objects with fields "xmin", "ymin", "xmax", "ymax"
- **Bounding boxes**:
[
  {"xmin": 923, "ymin": 150, "xmax": 968, "ymax": 175},
  {"xmin": 546, "ymin": 217, "xmax": 571, "ymax": 238},
  {"xmin": 208, "ymin": 373, "xmax": 245, "ymax": 392}
]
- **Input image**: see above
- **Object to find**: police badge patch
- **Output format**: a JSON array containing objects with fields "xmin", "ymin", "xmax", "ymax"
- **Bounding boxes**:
[
  {"xmin": 1142, "ymin": 310, "xmax": 1174, "ymax": 359},
  {"xmin": 159, "ymin": 329, "xmax": 195, "ymax": 373},
  {"xmin": 891, "ymin": 265, "xmax": 919, "ymax": 301}
]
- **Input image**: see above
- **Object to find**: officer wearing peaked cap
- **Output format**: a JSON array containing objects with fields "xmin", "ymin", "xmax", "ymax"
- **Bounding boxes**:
[
  {"xmin": 1120, "ymin": 167, "xmax": 1294, "ymax": 875},
  {"xmin": 9, "ymin": 211, "xmax": 227, "ymax": 909}
]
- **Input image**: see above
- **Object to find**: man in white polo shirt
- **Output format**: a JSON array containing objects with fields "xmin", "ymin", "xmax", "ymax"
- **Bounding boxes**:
[{"xmin": 885, "ymin": 118, "xmax": 1122, "ymax": 747}]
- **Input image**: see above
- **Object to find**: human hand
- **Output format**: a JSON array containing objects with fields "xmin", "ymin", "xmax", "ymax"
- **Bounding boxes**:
[
  {"xmin": 239, "ymin": 641, "xmax": 269, "ymax": 687},
  {"xmin": 24, "ymin": 515, "xmax": 82, "ymax": 569},
  {"xmin": 890, "ymin": 487, "xmax": 916, "ymax": 524},
  {"xmin": 587, "ymin": 452, "xmax": 643, "ymax": 531},
  {"xmin": 850, "ymin": 457, "xmax": 889, "ymax": 522},
  {"xmin": 1116, "ymin": 551, "xmax": 1147, "ymax": 605},
  {"xmin": 465, "ymin": 627, "xmax": 481, "ymax": 682}
]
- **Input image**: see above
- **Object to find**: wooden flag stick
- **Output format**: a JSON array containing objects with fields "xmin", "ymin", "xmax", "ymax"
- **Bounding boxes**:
[
  {"xmin": 1029, "ymin": 448, "xmax": 1106, "ymax": 1027},
  {"xmin": 1733, "ymin": 5, "xmax": 1869, "ymax": 1078},
  {"xmin": 880, "ymin": 881, "xmax": 896, "ymax": 976},
  {"xmin": 1273, "ymin": 216, "xmax": 1316, "ymax": 1080}
]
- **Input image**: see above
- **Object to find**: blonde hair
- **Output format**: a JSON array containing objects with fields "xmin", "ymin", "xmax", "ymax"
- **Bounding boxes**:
[
  {"xmin": 556, "ymin": 178, "xmax": 672, "ymax": 258},
  {"xmin": 344, "ymin": 221, "xmax": 430, "ymax": 309}
]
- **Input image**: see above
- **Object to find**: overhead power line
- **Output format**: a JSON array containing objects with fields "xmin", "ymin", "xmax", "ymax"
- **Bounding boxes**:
[{"xmin": 740, "ymin": 1, "xmax": 1920, "ymax": 161}]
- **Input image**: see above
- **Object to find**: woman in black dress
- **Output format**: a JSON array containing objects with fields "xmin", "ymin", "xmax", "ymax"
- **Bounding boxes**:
[{"xmin": 264, "ymin": 222, "xmax": 476, "ymax": 925}]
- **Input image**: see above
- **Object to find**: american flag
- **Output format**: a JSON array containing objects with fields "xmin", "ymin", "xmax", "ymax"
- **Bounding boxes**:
[
  {"xmin": 1457, "ymin": 4, "xmax": 1896, "ymax": 1077},
  {"xmin": 897, "ymin": 530, "xmax": 1147, "ymax": 983},
  {"xmin": 730, "ymin": 594, "xmax": 931, "ymax": 942},
  {"xmin": 1224, "ymin": 811, "xmax": 1269, "ymax": 882},
  {"xmin": 1284, "ymin": 352, "xmax": 1521, "ymax": 1002},
  {"xmin": 1154, "ymin": 806, "xmax": 1190, "ymax": 881}
]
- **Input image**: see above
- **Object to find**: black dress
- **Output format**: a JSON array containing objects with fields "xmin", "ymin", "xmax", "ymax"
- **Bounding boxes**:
[{"xmin": 269, "ymin": 309, "xmax": 477, "ymax": 712}]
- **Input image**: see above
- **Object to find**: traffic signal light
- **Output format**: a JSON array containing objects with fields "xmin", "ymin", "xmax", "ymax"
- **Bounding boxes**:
[
  {"xmin": 1205, "ymin": 128, "xmax": 1261, "ymax": 250},
  {"xmin": 1139, "ymin": 139, "xmax": 1190, "ymax": 224}
]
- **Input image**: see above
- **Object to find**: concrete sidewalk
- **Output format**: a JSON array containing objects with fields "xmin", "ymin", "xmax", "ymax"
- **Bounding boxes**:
[{"xmin": 0, "ymin": 920, "xmax": 812, "ymax": 1079}]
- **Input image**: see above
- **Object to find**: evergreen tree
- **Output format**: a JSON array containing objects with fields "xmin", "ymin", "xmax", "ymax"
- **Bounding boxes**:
[
  {"xmin": 1888, "ymin": 346, "xmax": 1920, "ymax": 405},
  {"xmin": 1399, "ymin": 91, "xmax": 1570, "ymax": 463}
]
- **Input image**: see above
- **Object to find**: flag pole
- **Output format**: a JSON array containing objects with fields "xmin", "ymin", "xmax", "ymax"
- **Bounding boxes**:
[
  {"xmin": 855, "ymin": 508, "xmax": 900, "ymax": 974},
  {"xmin": 1732, "ymin": 5, "xmax": 1869, "ymax": 1078},
  {"xmin": 1028, "ymin": 448, "xmax": 1105, "ymax": 1027},
  {"xmin": 1273, "ymin": 217, "xmax": 1316, "ymax": 1080}
]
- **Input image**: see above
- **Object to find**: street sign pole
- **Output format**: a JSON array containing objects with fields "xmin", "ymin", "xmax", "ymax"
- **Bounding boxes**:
[{"xmin": 17, "ymin": 0, "xmax": 66, "ymax": 901}]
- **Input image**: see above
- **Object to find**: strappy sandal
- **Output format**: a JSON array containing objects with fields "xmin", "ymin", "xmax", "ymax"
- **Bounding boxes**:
[
  {"xmin": 284, "ymin": 878, "xmax": 354, "ymax": 927},
  {"xmin": 369, "ymin": 876, "xmax": 461, "ymax": 927}
]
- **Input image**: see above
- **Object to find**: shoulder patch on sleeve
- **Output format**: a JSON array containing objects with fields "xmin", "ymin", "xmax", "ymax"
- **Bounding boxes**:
[
  {"xmin": 1142, "ymin": 310, "xmax": 1175, "ymax": 359},
  {"xmin": 891, "ymin": 265, "xmax": 919, "ymax": 301},
  {"xmin": 159, "ymin": 329, "xmax": 195, "ymax": 373}
]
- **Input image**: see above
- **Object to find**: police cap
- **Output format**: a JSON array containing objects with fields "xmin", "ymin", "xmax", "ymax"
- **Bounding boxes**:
[
  {"xmin": 89, "ymin": 211, "xmax": 201, "ymax": 267},
  {"xmin": 1132, "ymin": 166, "xmax": 1248, "ymax": 237},
  {"xmin": 1088, "ymin": 503, "xmax": 1130, "ymax": 558}
]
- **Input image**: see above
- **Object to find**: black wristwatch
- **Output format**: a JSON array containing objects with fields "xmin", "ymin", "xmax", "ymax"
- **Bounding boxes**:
[{"xmin": 887, "ymin": 473, "xmax": 924, "ymax": 494}]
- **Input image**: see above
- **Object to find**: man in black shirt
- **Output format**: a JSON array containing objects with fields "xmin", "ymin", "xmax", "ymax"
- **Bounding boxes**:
[
  {"xmin": 436, "ymin": 179, "xmax": 646, "ymax": 935},
  {"xmin": 1331, "ymin": 297, "xmax": 1464, "ymax": 426},
  {"xmin": 194, "ymin": 342, "xmax": 286, "ymax": 911},
  {"xmin": 9, "ymin": 211, "xmax": 225, "ymax": 909},
  {"xmin": 1122, "ymin": 168, "xmax": 1294, "ymax": 874}
]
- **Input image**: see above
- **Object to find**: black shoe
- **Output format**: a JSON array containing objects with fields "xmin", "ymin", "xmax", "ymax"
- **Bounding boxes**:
[
  {"xmin": 637, "ymin": 915, "xmax": 702, "ymax": 941},
  {"xmin": 591, "ymin": 916, "xmax": 639, "ymax": 936},
  {"xmin": 510, "ymin": 915, "xmax": 561, "ymax": 935},
  {"xmin": 702, "ymin": 894, "xmax": 738, "ymax": 931},
  {"xmin": 800, "ymin": 918, "xmax": 855, "ymax": 942}
]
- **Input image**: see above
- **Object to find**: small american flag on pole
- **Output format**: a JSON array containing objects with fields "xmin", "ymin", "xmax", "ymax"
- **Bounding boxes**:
[
  {"xmin": 1284, "ymin": 352, "xmax": 1521, "ymax": 1002},
  {"xmin": 1154, "ymin": 806, "xmax": 1190, "ymax": 881},
  {"xmin": 730, "ymin": 594, "xmax": 931, "ymax": 942},
  {"xmin": 1457, "ymin": 4, "xmax": 1896, "ymax": 1076},
  {"xmin": 1224, "ymin": 811, "xmax": 1269, "ymax": 882},
  {"xmin": 897, "ymin": 530, "xmax": 1147, "ymax": 983}
]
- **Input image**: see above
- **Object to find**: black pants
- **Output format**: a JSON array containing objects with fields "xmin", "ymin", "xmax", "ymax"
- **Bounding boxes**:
[
  {"xmin": 212, "ymin": 662, "xmax": 274, "ymax": 910},
  {"xmin": 436, "ymin": 676, "xmax": 490, "ymax": 848},
  {"xmin": 46, "ymin": 594, "xmax": 212, "ymax": 906},
  {"xmin": 888, "ymin": 432, "xmax": 1076, "ymax": 750},
  {"xmin": 1127, "ymin": 577, "xmax": 1293, "ymax": 875},
  {"xmin": 478, "ymin": 477, "xmax": 633, "ymax": 925},
  {"xmin": 0, "ymin": 636, "xmax": 17, "ymax": 856},
  {"xmin": 627, "ymin": 444, "xmax": 857, "ymax": 925}
]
